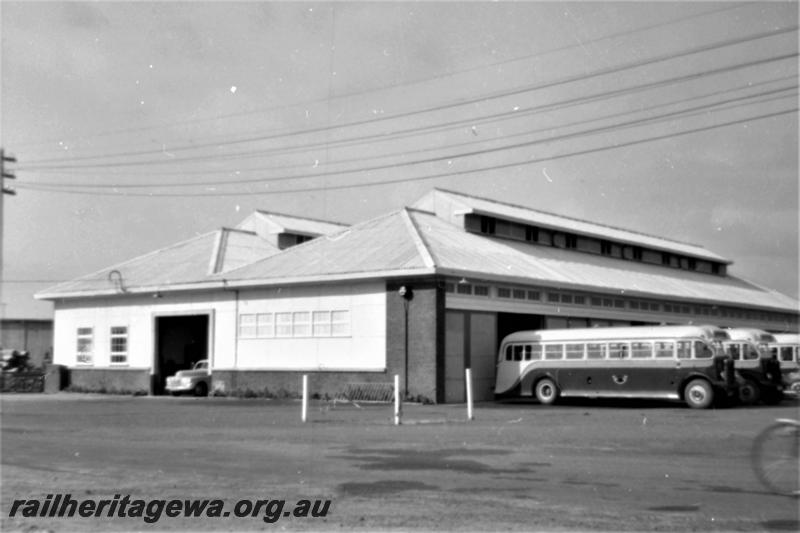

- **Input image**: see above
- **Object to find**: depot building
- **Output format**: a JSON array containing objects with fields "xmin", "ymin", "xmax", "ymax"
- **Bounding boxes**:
[{"xmin": 37, "ymin": 189, "xmax": 800, "ymax": 402}]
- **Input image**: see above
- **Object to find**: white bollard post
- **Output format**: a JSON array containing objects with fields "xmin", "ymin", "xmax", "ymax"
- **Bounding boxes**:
[
  {"xmin": 394, "ymin": 374, "xmax": 401, "ymax": 425},
  {"xmin": 465, "ymin": 368, "xmax": 474, "ymax": 421},
  {"xmin": 301, "ymin": 374, "xmax": 308, "ymax": 423}
]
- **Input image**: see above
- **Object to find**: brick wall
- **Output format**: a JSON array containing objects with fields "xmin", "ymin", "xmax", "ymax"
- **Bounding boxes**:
[
  {"xmin": 385, "ymin": 277, "xmax": 444, "ymax": 403},
  {"xmin": 69, "ymin": 368, "xmax": 150, "ymax": 394}
]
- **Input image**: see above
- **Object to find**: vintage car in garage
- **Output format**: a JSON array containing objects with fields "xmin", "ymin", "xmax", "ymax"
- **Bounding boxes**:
[{"xmin": 165, "ymin": 359, "xmax": 210, "ymax": 396}]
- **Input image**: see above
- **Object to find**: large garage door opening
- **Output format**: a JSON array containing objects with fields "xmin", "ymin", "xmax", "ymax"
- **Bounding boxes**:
[
  {"xmin": 153, "ymin": 315, "xmax": 209, "ymax": 395},
  {"xmin": 444, "ymin": 311, "xmax": 543, "ymax": 403}
]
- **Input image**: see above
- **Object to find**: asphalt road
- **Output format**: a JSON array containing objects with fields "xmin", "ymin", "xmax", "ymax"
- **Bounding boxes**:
[{"xmin": 1, "ymin": 394, "xmax": 799, "ymax": 532}]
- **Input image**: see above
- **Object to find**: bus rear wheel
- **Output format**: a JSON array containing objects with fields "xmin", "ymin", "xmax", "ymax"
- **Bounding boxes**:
[
  {"xmin": 738, "ymin": 380, "xmax": 760, "ymax": 406},
  {"xmin": 684, "ymin": 379, "xmax": 714, "ymax": 409},
  {"xmin": 535, "ymin": 378, "xmax": 559, "ymax": 405}
]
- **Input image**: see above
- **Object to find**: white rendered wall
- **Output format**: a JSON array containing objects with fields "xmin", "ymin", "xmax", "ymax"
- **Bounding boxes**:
[
  {"xmin": 52, "ymin": 291, "xmax": 236, "ymax": 371},
  {"xmin": 231, "ymin": 281, "xmax": 386, "ymax": 371}
]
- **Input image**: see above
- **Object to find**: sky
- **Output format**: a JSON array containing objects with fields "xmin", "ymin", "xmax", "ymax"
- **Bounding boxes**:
[{"xmin": 0, "ymin": 1, "xmax": 798, "ymax": 320}]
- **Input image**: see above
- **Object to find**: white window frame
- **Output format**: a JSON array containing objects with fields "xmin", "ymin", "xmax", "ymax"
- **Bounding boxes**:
[
  {"xmin": 109, "ymin": 326, "xmax": 128, "ymax": 365},
  {"xmin": 239, "ymin": 314, "xmax": 256, "ymax": 338},
  {"xmin": 76, "ymin": 327, "xmax": 93, "ymax": 365},
  {"xmin": 331, "ymin": 310, "xmax": 351, "ymax": 337}
]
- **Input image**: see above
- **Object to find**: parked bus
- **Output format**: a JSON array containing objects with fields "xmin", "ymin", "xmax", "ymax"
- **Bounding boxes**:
[
  {"xmin": 494, "ymin": 325, "xmax": 737, "ymax": 409},
  {"xmin": 723, "ymin": 328, "xmax": 783, "ymax": 405},
  {"xmin": 769, "ymin": 333, "xmax": 799, "ymax": 395}
]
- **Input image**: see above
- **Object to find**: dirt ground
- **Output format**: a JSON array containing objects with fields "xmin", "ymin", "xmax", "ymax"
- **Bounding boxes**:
[{"xmin": 1, "ymin": 393, "xmax": 799, "ymax": 532}]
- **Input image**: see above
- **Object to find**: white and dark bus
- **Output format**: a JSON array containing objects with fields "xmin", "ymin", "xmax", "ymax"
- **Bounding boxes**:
[
  {"xmin": 770, "ymin": 333, "xmax": 800, "ymax": 396},
  {"xmin": 723, "ymin": 328, "xmax": 783, "ymax": 405},
  {"xmin": 494, "ymin": 325, "xmax": 737, "ymax": 409}
]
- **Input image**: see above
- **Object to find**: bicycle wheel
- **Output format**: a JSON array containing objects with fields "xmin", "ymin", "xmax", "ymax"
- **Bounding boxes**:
[{"xmin": 751, "ymin": 421, "xmax": 800, "ymax": 496}]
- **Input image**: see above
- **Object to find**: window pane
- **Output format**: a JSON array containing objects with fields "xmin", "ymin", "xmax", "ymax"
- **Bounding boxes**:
[
  {"xmin": 780, "ymin": 347, "xmax": 794, "ymax": 362},
  {"xmin": 609, "ymin": 343, "xmax": 628, "ymax": 359},
  {"xmin": 631, "ymin": 342, "xmax": 652, "ymax": 358},
  {"xmin": 331, "ymin": 310, "xmax": 350, "ymax": 336},
  {"xmin": 255, "ymin": 313, "xmax": 274, "ymax": 337},
  {"xmin": 239, "ymin": 314, "xmax": 256, "ymax": 338},
  {"xmin": 293, "ymin": 312, "xmax": 310, "ymax": 337},
  {"xmin": 545, "ymin": 344, "xmax": 563, "ymax": 360},
  {"xmin": 677, "ymin": 341, "xmax": 692, "ymax": 359},
  {"xmin": 276, "ymin": 312, "xmax": 292, "ymax": 337},
  {"xmin": 565, "ymin": 343, "xmax": 584, "ymax": 359},
  {"xmin": 655, "ymin": 342, "xmax": 674, "ymax": 358},
  {"xmin": 587, "ymin": 343, "xmax": 605, "ymax": 359},
  {"xmin": 513, "ymin": 345, "xmax": 523, "ymax": 361},
  {"xmin": 694, "ymin": 341, "xmax": 713, "ymax": 359},
  {"xmin": 313, "ymin": 311, "xmax": 331, "ymax": 337},
  {"xmin": 505, "ymin": 346, "xmax": 512, "ymax": 361}
]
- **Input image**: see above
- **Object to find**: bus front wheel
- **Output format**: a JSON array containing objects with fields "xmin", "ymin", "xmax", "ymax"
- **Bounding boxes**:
[
  {"xmin": 535, "ymin": 378, "xmax": 559, "ymax": 405},
  {"xmin": 684, "ymin": 379, "xmax": 714, "ymax": 409}
]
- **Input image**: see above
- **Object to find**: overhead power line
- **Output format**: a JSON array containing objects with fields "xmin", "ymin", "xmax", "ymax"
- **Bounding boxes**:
[
  {"xmin": 21, "ymin": 86, "xmax": 797, "ymax": 190},
  {"xmin": 18, "ymin": 51, "xmax": 799, "ymax": 173},
  {"xmin": 16, "ymin": 107, "xmax": 797, "ymax": 197},
  {"xmin": 18, "ymin": 25, "xmax": 798, "ymax": 168},
  {"xmin": 11, "ymin": 3, "xmax": 754, "ymax": 152}
]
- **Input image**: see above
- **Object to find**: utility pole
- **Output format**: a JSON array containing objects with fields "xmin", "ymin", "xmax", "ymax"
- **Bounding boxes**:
[{"xmin": 1, "ymin": 148, "xmax": 17, "ymax": 320}]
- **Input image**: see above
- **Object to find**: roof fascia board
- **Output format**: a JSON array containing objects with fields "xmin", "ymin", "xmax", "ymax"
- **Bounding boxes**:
[{"xmin": 35, "ymin": 267, "xmax": 438, "ymax": 300}]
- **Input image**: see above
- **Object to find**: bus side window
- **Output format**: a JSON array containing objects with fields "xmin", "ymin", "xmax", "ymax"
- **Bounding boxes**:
[
  {"xmin": 530, "ymin": 344, "xmax": 542, "ymax": 360},
  {"xmin": 609, "ymin": 342, "xmax": 628, "ymax": 358},
  {"xmin": 677, "ymin": 341, "xmax": 692, "ymax": 359},
  {"xmin": 513, "ymin": 345, "xmax": 523, "ymax": 361},
  {"xmin": 745, "ymin": 344, "xmax": 759, "ymax": 360},
  {"xmin": 505, "ymin": 345, "xmax": 513, "ymax": 361},
  {"xmin": 631, "ymin": 341, "xmax": 653, "ymax": 358},
  {"xmin": 565, "ymin": 343, "xmax": 584, "ymax": 359},
  {"xmin": 727, "ymin": 343, "xmax": 740, "ymax": 360},
  {"xmin": 545, "ymin": 344, "xmax": 563, "ymax": 360},
  {"xmin": 694, "ymin": 341, "xmax": 712, "ymax": 359},
  {"xmin": 655, "ymin": 341, "xmax": 674, "ymax": 358},
  {"xmin": 524, "ymin": 345, "xmax": 532, "ymax": 361},
  {"xmin": 778, "ymin": 347, "xmax": 792, "ymax": 361},
  {"xmin": 586, "ymin": 343, "xmax": 605, "ymax": 359}
]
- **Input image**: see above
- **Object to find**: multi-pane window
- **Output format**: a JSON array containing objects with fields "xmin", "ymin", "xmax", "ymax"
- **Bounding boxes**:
[
  {"xmin": 292, "ymin": 312, "xmax": 311, "ymax": 337},
  {"xmin": 276, "ymin": 312, "xmax": 293, "ymax": 337},
  {"xmin": 256, "ymin": 313, "xmax": 274, "ymax": 337},
  {"xmin": 587, "ymin": 343, "xmax": 605, "ymax": 359},
  {"xmin": 331, "ymin": 310, "xmax": 350, "ymax": 337},
  {"xmin": 565, "ymin": 343, "xmax": 584, "ymax": 359},
  {"xmin": 655, "ymin": 342, "xmax": 674, "ymax": 358},
  {"xmin": 239, "ymin": 315, "xmax": 257, "ymax": 338},
  {"xmin": 313, "ymin": 311, "xmax": 331, "ymax": 337},
  {"xmin": 545, "ymin": 344, "xmax": 563, "ymax": 360},
  {"xmin": 512, "ymin": 289, "xmax": 526, "ymax": 300},
  {"xmin": 76, "ymin": 328, "xmax": 93, "ymax": 364},
  {"xmin": 631, "ymin": 342, "xmax": 652, "ymax": 358},
  {"xmin": 497, "ymin": 288, "xmax": 511, "ymax": 298},
  {"xmin": 110, "ymin": 326, "xmax": 128, "ymax": 364},
  {"xmin": 473, "ymin": 285, "xmax": 489, "ymax": 296},
  {"xmin": 456, "ymin": 283, "xmax": 472, "ymax": 295}
]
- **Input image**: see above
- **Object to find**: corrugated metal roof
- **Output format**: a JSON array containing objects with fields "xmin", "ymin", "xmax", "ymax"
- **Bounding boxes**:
[
  {"xmin": 36, "ymin": 191, "xmax": 797, "ymax": 316},
  {"xmin": 219, "ymin": 209, "xmax": 431, "ymax": 282},
  {"xmin": 409, "ymin": 209, "xmax": 797, "ymax": 311},
  {"xmin": 414, "ymin": 189, "xmax": 730, "ymax": 263},
  {"xmin": 38, "ymin": 232, "xmax": 221, "ymax": 297}
]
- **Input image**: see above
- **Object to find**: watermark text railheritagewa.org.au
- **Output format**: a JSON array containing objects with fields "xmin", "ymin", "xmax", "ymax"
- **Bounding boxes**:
[{"xmin": 8, "ymin": 494, "xmax": 331, "ymax": 524}]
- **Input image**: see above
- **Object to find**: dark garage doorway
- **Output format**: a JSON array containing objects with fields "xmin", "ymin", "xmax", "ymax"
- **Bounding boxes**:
[
  {"xmin": 153, "ymin": 315, "xmax": 209, "ymax": 395},
  {"xmin": 497, "ymin": 312, "xmax": 544, "ymax": 349}
]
